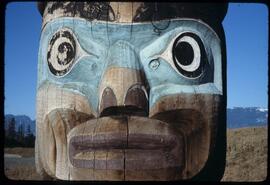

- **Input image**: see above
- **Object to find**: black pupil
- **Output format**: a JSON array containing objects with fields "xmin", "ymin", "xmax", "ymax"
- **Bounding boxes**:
[
  {"xmin": 174, "ymin": 41, "xmax": 194, "ymax": 66},
  {"xmin": 57, "ymin": 42, "xmax": 74, "ymax": 65}
]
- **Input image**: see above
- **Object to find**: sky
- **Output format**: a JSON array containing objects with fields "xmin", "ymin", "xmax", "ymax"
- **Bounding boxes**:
[{"xmin": 4, "ymin": 2, "xmax": 268, "ymax": 120}]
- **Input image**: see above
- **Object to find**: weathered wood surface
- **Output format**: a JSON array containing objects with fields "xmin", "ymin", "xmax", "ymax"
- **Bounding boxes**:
[
  {"xmin": 36, "ymin": 83, "xmax": 93, "ymax": 179},
  {"xmin": 67, "ymin": 116, "xmax": 185, "ymax": 180},
  {"xmin": 99, "ymin": 67, "xmax": 148, "ymax": 116},
  {"xmin": 68, "ymin": 117, "xmax": 126, "ymax": 180},
  {"xmin": 36, "ymin": 2, "xmax": 227, "ymax": 181},
  {"xmin": 38, "ymin": 2, "xmax": 228, "ymax": 28}
]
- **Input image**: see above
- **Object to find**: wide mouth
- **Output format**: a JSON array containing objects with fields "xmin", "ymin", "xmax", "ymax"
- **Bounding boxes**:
[
  {"xmin": 68, "ymin": 116, "xmax": 184, "ymax": 171},
  {"xmin": 66, "ymin": 109, "xmax": 209, "ymax": 180}
]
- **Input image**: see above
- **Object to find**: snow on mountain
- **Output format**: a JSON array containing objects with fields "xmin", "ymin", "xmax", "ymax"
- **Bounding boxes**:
[
  {"xmin": 256, "ymin": 107, "xmax": 268, "ymax": 112},
  {"xmin": 227, "ymin": 107, "xmax": 268, "ymax": 128}
]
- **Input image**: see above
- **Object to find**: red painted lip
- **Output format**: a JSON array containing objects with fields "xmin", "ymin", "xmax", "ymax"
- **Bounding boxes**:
[{"xmin": 68, "ymin": 116, "xmax": 184, "ymax": 170}]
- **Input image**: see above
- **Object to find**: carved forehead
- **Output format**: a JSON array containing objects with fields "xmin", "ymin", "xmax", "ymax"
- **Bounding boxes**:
[{"xmin": 38, "ymin": 2, "xmax": 228, "ymax": 27}]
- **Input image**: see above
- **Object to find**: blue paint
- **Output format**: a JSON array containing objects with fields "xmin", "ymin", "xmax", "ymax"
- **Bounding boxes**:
[
  {"xmin": 106, "ymin": 40, "xmax": 142, "ymax": 70},
  {"xmin": 38, "ymin": 17, "xmax": 223, "ymax": 112},
  {"xmin": 149, "ymin": 59, "xmax": 160, "ymax": 70}
]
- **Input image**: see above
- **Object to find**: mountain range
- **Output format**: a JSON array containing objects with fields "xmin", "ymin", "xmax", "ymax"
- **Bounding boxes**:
[
  {"xmin": 4, "ymin": 107, "xmax": 268, "ymax": 135},
  {"xmin": 227, "ymin": 107, "xmax": 268, "ymax": 128},
  {"xmin": 4, "ymin": 114, "xmax": 36, "ymax": 135}
]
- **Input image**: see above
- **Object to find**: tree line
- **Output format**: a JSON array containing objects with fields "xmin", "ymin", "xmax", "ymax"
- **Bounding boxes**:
[{"xmin": 5, "ymin": 117, "xmax": 35, "ymax": 147}]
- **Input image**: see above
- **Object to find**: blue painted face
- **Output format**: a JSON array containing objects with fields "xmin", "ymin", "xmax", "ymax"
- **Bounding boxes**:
[{"xmin": 38, "ymin": 17, "xmax": 222, "ymax": 115}]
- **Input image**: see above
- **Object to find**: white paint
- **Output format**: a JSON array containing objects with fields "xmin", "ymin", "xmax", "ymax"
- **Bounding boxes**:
[
  {"xmin": 48, "ymin": 36, "xmax": 74, "ymax": 71},
  {"xmin": 155, "ymin": 31, "xmax": 204, "ymax": 79},
  {"xmin": 175, "ymin": 36, "xmax": 201, "ymax": 72}
]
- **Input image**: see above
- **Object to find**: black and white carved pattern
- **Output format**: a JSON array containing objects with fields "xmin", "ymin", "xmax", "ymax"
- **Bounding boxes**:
[
  {"xmin": 47, "ymin": 2, "xmax": 115, "ymax": 21},
  {"xmin": 42, "ymin": 2, "xmax": 227, "ymax": 30},
  {"xmin": 47, "ymin": 29, "xmax": 76, "ymax": 76},
  {"xmin": 172, "ymin": 33, "xmax": 207, "ymax": 78}
]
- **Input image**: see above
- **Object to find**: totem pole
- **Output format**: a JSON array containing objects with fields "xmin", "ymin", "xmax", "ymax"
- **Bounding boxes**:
[{"xmin": 36, "ymin": 2, "xmax": 227, "ymax": 181}]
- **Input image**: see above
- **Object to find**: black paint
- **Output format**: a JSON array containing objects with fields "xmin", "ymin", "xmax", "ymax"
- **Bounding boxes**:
[
  {"xmin": 174, "ymin": 42, "xmax": 194, "ymax": 66},
  {"xmin": 47, "ymin": 30, "xmax": 76, "ymax": 76},
  {"xmin": 172, "ymin": 33, "xmax": 209, "ymax": 79},
  {"xmin": 57, "ymin": 42, "xmax": 74, "ymax": 65},
  {"xmin": 39, "ymin": 2, "xmax": 227, "ymax": 29},
  {"xmin": 46, "ymin": 2, "xmax": 115, "ymax": 22}
]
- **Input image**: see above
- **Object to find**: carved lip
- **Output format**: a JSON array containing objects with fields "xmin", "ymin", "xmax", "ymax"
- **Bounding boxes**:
[{"xmin": 68, "ymin": 116, "xmax": 184, "ymax": 170}]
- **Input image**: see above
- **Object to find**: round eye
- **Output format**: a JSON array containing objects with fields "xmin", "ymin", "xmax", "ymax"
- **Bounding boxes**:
[
  {"xmin": 172, "ymin": 33, "xmax": 206, "ymax": 78},
  {"xmin": 47, "ymin": 29, "xmax": 76, "ymax": 76}
]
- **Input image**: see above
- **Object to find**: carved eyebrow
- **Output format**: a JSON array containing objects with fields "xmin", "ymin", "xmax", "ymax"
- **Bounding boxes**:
[
  {"xmin": 39, "ymin": 2, "xmax": 227, "ymax": 30},
  {"xmin": 41, "ymin": 2, "xmax": 115, "ymax": 28}
]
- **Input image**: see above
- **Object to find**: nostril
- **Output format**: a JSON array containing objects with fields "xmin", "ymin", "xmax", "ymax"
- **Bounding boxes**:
[
  {"xmin": 124, "ymin": 86, "xmax": 148, "ymax": 111},
  {"xmin": 99, "ymin": 86, "xmax": 149, "ymax": 117},
  {"xmin": 99, "ymin": 87, "xmax": 117, "ymax": 115}
]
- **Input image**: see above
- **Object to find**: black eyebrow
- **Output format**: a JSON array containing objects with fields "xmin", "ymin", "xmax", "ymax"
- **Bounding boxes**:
[
  {"xmin": 38, "ymin": 2, "xmax": 228, "ymax": 24},
  {"xmin": 41, "ymin": 2, "xmax": 115, "ymax": 22}
]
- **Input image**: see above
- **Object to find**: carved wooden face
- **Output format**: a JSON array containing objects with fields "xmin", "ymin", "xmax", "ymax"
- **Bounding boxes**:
[{"xmin": 36, "ymin": 2, "xmax": 227, "ymax": 181}]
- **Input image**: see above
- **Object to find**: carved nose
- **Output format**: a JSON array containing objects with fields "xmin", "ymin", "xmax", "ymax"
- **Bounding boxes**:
[{"xmin": 99, "ymin": 67, "xmax": 148, "ymax": 117}]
